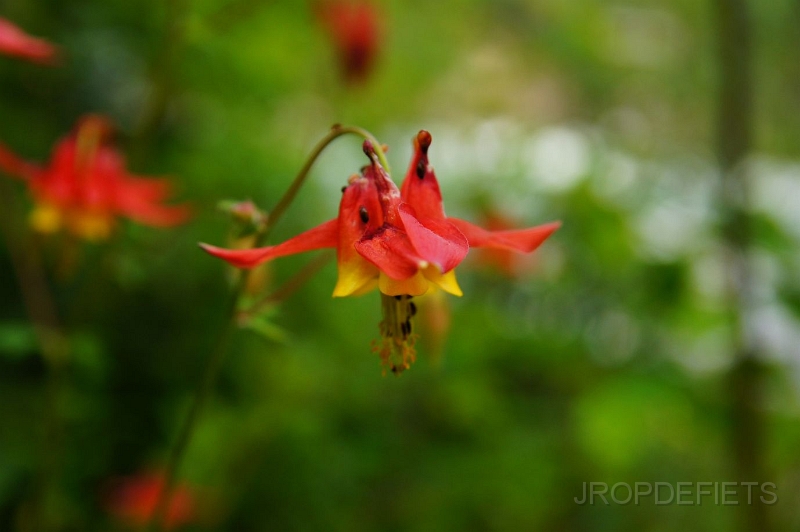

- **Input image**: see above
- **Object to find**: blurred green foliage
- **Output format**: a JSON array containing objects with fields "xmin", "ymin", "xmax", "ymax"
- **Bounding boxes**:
[{"xmin": 1, "ymin": 0, "xmax": 800, "ymax": 530}]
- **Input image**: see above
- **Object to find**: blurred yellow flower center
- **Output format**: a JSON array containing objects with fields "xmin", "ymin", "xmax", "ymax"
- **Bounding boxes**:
[
  {"xmin": 29, "ymin": 203, "xmax": 113, "ymax": 240},
  {"xmin": 29, "ymin": 203, "xmax": 62, "ymax": 234}
]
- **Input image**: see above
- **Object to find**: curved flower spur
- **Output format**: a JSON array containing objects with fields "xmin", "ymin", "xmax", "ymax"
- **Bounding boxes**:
[{"xmin": 201, "ymin": 130, "xmax": 560, "ymax": 374}]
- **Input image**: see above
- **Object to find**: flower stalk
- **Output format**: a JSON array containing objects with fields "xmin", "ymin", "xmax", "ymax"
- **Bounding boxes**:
[
  {"xmin": 148, "ymin": 124, "xmax": 389, "ymax": 530},
  {"xmin": 0, "ymin": 179, "xmax": 68, "ymax": 531}
]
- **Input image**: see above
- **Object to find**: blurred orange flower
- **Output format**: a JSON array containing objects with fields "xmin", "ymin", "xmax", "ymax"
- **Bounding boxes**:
[
  {"xmin": 0, "ymin": 17, "xmax": 58, "ymax": 64},
  {"xmin": 0, "ymin": 115, "xmax": 190, "ymax": 240},
  {"xmin": 104, "ymin": 472, "xmax": 195, "ymax": 530},
  {"xmin": 315, "ymin": 0, "xmax": 381, "ymax": 83}
]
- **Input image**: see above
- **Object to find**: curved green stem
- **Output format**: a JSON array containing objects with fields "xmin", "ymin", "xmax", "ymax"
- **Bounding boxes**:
[
  {"xmin": 147, "ymin": 124, "xmax": 388, "ymax": 531},
  {"xmin": 262, "ymin": 124, "xmax": 390, "ymax": 245},
  {"xmin": 146, "ymin": 288, "xmax": 238, "ymax": 532}
]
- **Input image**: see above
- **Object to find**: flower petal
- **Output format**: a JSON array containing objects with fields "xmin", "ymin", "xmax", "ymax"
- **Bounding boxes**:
[
  {"xmin": 200, "ymin": 218, "xmax": 339, "ymax": 269},
  {"xmin": 0, "ymin": 18, "xmax": 58, "ymax": 64},
  {"xmin": 333, "ymin": 252, "xmax": 378, "ymax": 297},
  {"xmin": 0, "ymin": 142, "xmax": 39, "ymax": 179},
  {"xmin": 448, "ymin": 218, "xmax": 561, "ymax": 253},
  {"xmin": 398, "ymin": 203, "xmax": 468, "ymax": 274},
  {"xmin": 354, "ymin": 225, "xmax": 424, "ymax": 280},
  {"xmin": 378, "ymin": 271, "xmax": 430, "ymax": 297},
  {"xmin": 399, "ymin": 130, "xmax": 446, "ymax": 220},
  {"xmin": 115, "ymin": 181, "xmax": 191, "ymax": 227},
  {"xmin": 421, "ymin": 266, "xmax": 463, "ymax": 297},
  {"xmin": 332, "ymin": 175, "xmax": 381, "ymax": 297}
]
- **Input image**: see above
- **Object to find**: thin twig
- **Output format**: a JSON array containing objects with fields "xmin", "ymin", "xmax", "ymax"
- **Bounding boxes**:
[
  {"xmin": 263, "ymin": 124, "xmax": 390, "ymax": 245},
  {"xmin": 0, "ymin": 180, "xmax": 68, "ymax": 531},
  {"xmin": 149, "ymin": 125, "xmax": 388, "ymax": 530},
  {"xmin": 238, "ymin": 250, "xmax": 334, "ymax": 322}
]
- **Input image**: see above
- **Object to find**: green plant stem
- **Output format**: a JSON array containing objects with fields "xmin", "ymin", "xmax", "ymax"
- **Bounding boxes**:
[
  {"xmin": 238, "ymin": 250, "xmax": 334, "ymax": 323},
  {"xmin": 0, "ymin": 180, "xmax": 68, "ymax": 531},
  {"xmin": 715, "ymin": 0, "xmax": 768, "ymax": 530},
  {"xmin": 146, "ymin": 288, "xmax": 238, "ymax": 532},
  {"xmin": 131, "ymin": 0, "xmax": 189, "ymax": 159},
  {"xmin": 263, "ymin": 124, "xmax": 390, "ymax": 244},
  {"xmin": 148, "ymin": 125, "xmax": 387, "ymax": 530}
]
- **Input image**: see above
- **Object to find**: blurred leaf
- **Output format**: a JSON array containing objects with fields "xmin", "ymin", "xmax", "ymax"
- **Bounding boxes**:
[{"xmin": 0, "ymin": 322, "xmax": 37, "ymax": 360}]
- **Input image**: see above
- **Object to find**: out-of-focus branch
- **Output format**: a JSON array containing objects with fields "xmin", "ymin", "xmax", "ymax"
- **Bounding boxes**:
[
  {"xmin": 237, "ymin": 250, "xmax": 334, "ymax": 323},
  {"xmin": 132, "ymin": 0, "xmax": 190, "ymax": 147},
  {"xmin": 0, "ymin": 180, "xmax": 68, "ymax": 532},
  {"xmin": 715, "ymin": 1, "xmax": 769, "ymax": 530}
]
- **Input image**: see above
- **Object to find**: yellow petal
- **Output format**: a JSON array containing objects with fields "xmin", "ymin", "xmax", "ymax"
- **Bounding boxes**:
[
  {"xmin": 379, "ymin": 271, "xmax": 430, "ymax": 297},
  {"xmin": 422, "ymin": 266, "xmax": 463, "ymax": 297},
  {"xmin": 333, "ymin": 254, "xmax": 379, "ymax": 297}
]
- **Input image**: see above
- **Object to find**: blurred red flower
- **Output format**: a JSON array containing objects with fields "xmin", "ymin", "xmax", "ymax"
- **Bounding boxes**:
[
  {"xmin": 315, "ymin": 0, "xmax": 381, "ymax": 83},
  {"xmin": 104, "ymin": 472, "xmax": 195, "ymax": 530},
  {"xmin": 0, "ymin": 17, "xmax": 58, "ymax": 64},
  {"xmin": 0, "ymin": 115, "xmax": 190, "ymax": 240}
]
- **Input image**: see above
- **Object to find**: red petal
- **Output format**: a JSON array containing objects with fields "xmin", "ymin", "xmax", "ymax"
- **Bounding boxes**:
[
  {"xmin": 398, "ymin": 203, "xmax": 467, "ymax": 273},
  {"xmin": 0, "ymin": 18, "xmax": 58, "ymax": 64},
  {"xmin": 399, "ymin": 130, "xmax": 446, "ymax": 220},
  {"xmin": 201, "ymin": 218, "xmax": 339, "ymax": 269},
  {"xmin": 362, "ymin": 155, "xmax": 404, "ymax": 226},
  {"xmin": 449, "ymin": 218, "xmax": 561, "ymax": 253},
  {"xmin": 119, "ymin": 199, "xmax": 192, "ymax": 226},
  {"xmin": 333, "ymin": 174, "xmax": 382, "ymax": 296},
  {"xmin": 354, "ymin": 226, "xmax": 423, "ymax": 280},
  {"xmin": 115, "ymin": 177, "xmax": 190, "ymax": 226},
  {"xmin": 0, "ymin": 142, "xmax": 39, "ymax": 180}
]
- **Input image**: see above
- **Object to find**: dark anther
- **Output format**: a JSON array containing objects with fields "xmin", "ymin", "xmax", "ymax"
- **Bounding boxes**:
[
  {"xmin": 394, "ymin": 295, "xmax": 403, "ymax": 300},
  {"xmin": 391, "ymin": 365, "xmax": 400, "ymax": 374},
  {"xmin": 416, "ymin": 160, "xmax": 426, "ymax": 179},
  {"xmin": 401, "ymin": 321, "xmax": 410, "ymax": 337},
  {"xmin": 359, "ymin": 207, "xmax": 369, "ymax": 224},
  {"xmin": 341, "ymin": 186, "xmax": 347, "ymax": 193},
  {"xmin": 409, "ymin": 302, "xmax": 417, "ymax": 316}
]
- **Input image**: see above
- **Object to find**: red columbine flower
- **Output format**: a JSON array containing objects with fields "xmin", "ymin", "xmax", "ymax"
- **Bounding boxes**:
[
  {"xmin": 0, "ymin": 17, "xmax": 58, "ymax": 64},
  {"xmin": 201, "ymin": 131, "xmax": 559, "ymax": 374},
  {"xmin": 104, "ymin": 472, "xmax": 195, "ymax": 530},
  {"xmin": 315, "ymin": 0, "xmax": 381, "ymax": 84},
  {"xmin": 0, "ymin": 115, "xmax": 190, "ymax": 240},
  {"xmin": 202, "ymin": 140, "xmax": 467, "ymax": 372}
]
